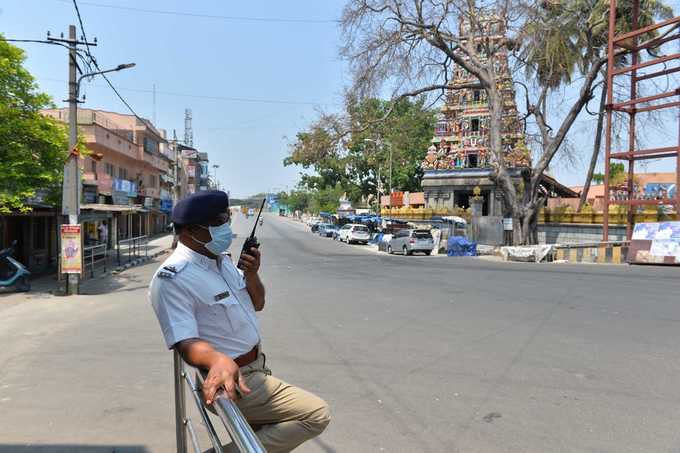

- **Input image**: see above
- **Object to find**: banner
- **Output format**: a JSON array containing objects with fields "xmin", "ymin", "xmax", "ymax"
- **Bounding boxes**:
[{"xmin": 60, "ymin": 224, "xmax": 82, "ymax": 274}]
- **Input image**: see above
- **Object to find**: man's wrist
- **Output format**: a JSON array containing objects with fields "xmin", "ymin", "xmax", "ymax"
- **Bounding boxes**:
[{"xmin": 207, "ymin": 351, "xmax": 233, "ymax": 369}]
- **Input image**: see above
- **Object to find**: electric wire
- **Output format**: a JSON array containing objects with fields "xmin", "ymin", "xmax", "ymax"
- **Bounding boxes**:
[{"xmin": 58, "ymin": 0, "xmax": 338, "ymax": 24}]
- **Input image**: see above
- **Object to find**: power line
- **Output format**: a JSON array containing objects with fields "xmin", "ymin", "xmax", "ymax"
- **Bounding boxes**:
[
  {"xmin": 56, "ymin": 0, "xmax": 338, "ymax": 24},
  {"xmin": 71, "ymin": 0, "xmax": 156, "ymax": 136},
  {"xmin": 39, "ymin": 77, "xmax": 330, "ymax": 106}
]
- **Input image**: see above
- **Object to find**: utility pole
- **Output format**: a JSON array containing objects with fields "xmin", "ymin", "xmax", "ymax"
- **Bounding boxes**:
[
  {"xmin": 48, "ymin": 27, "xmax": 132, "ymax": 295},
  {"xmin": 48, "ymin": 25, "xmax": 96, "ymax": 295}
]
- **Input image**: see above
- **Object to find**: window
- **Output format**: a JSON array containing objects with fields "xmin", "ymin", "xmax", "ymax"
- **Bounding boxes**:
[
  {"xmin": 143, "ymin": 137, "xmax": 158, "ymax": 154},
  {"xmin": 473, "ymin": 90, "xmax": 481, "ymax": 102},
  {"xmin": 105, "ymin": 163, "xmax": 115, "ymax": 176},
  {"xmin": 353, "ymin": 225, "xmax": 369, "ymax": 232},
  {"xmin": 468, "ymin": 153, "xmax": 478, "ymax": 168},
  {"xmin": 414, "ymin": 231, "xmax": 433, "ymax": 239},
  {"xmin": 471, "ymin": 119, "xmax": 480, "ymax": 132},
  {"xmin": 91, "ymin": 161, "xmax": 97, "ymax": 173},
  {"xmin": 149, "ymin": 174, "xmax": 156, "ymax": 187},
  {"xmin": 118, "ymin": 167, "xmax": 128, "ymax": 180}
]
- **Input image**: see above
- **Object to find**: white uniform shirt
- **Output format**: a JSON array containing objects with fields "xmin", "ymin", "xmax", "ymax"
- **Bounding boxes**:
[{"xmin": 149, "ymin": 242, "xmax": 260, "ymax": 358}]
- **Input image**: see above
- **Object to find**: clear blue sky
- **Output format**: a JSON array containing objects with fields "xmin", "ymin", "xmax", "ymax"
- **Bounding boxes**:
[
  {"xmin": 1, "ymin": 0, "xmax": 346, "ymax": 198},
  {"xmin": 1, "ymin": 0, "xmax": 676, "ymax": 198}
]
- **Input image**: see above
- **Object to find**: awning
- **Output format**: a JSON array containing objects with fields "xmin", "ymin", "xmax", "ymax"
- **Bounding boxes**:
[{"xmin": 81, "ymin": 203, "xmax": 141, "ymax": 213}]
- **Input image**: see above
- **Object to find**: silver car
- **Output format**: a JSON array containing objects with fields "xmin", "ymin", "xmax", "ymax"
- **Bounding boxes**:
[
  {"xmin": 387, "ymin": 229, "xmax": 434, "ymax": 255},
  {"xmin": 338, "ymin": 224, "xmax": 371, "ymax": 244}
]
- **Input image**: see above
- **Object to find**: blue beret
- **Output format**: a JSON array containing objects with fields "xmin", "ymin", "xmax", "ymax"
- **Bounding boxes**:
[{"xmin": 171, "ymin": 190, "xmax": 229, "ymax": 225}]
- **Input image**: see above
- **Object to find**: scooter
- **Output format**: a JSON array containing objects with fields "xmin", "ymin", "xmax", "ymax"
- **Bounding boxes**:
[{"xmin": 0, "ymin": 240, "xmax": 31, "ymax": 292}]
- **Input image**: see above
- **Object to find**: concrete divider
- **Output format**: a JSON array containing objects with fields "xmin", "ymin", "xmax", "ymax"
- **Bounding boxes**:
[{"xmin": 552, "ymin": 241, "xmax": 629, "ymax": 264}]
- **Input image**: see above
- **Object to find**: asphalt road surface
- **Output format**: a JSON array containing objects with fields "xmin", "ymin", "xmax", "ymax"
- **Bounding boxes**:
[{"xmin": 1, "ymin": 213, "xmax": 679, "ymax": 453}]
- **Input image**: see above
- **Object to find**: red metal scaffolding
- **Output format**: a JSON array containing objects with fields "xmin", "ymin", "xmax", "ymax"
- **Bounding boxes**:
[{"xmin": 603, "ymin": 1, "xmax": 680, "ymax": 240}]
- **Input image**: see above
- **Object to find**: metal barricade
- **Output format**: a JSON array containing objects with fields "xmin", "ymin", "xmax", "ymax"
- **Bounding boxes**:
[
  {"xmin": 173, "ymin": 350, "xmax": 266, "ymax": 453},
  {"xmin": 117, "ymin": 235, "xmax": 149, "ymax": 265},
  {"xmin": 83, "ymin": 243, "xmax": 107, "ymax": 278}
]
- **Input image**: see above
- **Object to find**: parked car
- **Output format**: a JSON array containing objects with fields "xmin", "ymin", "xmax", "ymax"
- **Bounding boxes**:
[
  {"xmin": 338, "ymin": 224, "xmax": 371, "ymax": 244},
  {"xmin": 318, "ymin": 224, "xmax": 338, "ymax": 238},
  {"xmin": 388, "ymin": 229, "xmax": 434, "ymax": 255}
]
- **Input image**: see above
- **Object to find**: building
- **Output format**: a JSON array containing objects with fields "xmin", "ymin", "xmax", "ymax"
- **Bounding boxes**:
[
  {"xmin": 420, "ymin": 16, "xmax": 530, "ymax": 216},
  {"xmin": 179, "ymin": 145, "xmax": 211, "ymax": 194},
  {"xmin": 566, "ymin": 172, "xmax": 678, "ymax": 211},
  {"xmin": 41, "ymin": 108, "xmax": 183, "ymax": 244}
]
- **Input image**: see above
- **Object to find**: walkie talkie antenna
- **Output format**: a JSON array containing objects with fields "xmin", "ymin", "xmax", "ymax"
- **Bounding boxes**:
[{"xmin": 249, "ymin": 199, "xmax": 266, "ymax": 238}]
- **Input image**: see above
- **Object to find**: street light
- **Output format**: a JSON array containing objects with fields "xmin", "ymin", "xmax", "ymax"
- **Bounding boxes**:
[
  {"xmin": 364, "ymin": 138, "xmax": 392, "ymax": 211},
  {"xmin": 62, "ymin": 61, "xmax": 135, "ymax": 295}
]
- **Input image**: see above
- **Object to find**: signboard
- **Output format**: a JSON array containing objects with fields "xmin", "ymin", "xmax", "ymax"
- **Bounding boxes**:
[
  {"xmin": 112, "ymin": 178, "xmax": 138, "ymax": 197},
  {"xmin": 160, "ymin": 199, "xmax": 173, "ymax": 213},
  {"xmin": 629, "ymin": 221, "xmax": 680, "ymax": 265},
  {"xmin": 503, "ymin": 218, "xmax": 513, "ymax": 231},
  {"xmin": 112, "ymin": 190, "xmax": 129, "ymax": 206},
  {"xmin": 144, "ymin": 197, "xmax": 154, "ymax": 208},
  {"xmin": 60, "ymin": 224, "xmax": 82, "ymax": 274}
]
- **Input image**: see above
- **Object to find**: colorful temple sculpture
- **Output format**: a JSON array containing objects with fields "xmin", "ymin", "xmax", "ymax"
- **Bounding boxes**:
[{"xmin": 421, "ymin": 16, "xmax": 530, "ymax": 216}]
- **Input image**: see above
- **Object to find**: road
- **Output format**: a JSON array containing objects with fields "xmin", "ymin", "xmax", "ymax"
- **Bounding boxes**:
[{"xmin": 1, "ymin": 213, "xmax": 679, "ymax": 453}]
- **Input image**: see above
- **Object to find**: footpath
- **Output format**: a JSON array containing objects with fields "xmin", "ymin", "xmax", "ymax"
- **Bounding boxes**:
[{"xmin": 0, "ymin": 234, "xmax": 173, "ymax": 311}]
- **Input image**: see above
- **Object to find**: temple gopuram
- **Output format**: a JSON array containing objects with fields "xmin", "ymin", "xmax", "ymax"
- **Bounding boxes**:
[{"xmin": 421, "ymin": 16, "xmax": 530, "ymax": 216}]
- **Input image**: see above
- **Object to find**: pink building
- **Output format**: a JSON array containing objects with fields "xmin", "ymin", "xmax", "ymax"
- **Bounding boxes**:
[{"xmin": 41, "ymin": 108, "xmax": 175, "ymax": 241}]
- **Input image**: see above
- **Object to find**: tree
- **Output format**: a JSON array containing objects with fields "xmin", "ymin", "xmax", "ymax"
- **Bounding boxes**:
[
  {"xmin": 285, "ymin": 97, "xmax": 436, "ymax": 209},
  {"xmin": 520, "ymin": 0, "xmax": 672, "ymax": 213},
  {"xmin": 0, "ymin": 35, "xmax": 69, "ymax": 213},
  {"xmin": 339, "ymin": 0, "xmax": 672, "ymax": 244},
  {"xmin": 593, "ymin": 162, "xmax": 625, "ymax": 185}
]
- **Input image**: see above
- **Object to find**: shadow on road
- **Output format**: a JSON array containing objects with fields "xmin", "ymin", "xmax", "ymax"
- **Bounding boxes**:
[{"xmin": 0, "ymin": 446, "xmax": 150, "ymax": 453}]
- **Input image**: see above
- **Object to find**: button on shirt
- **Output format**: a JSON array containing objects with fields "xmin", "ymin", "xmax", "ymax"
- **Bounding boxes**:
[{"xmin": 149, "ymin": 242, "xmax": 260, "ymax": 358}]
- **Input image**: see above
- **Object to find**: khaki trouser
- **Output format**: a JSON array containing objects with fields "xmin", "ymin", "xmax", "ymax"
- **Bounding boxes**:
[{"xmin": 210, "ymin": 352, "xmax": 331, "ymax": 453}]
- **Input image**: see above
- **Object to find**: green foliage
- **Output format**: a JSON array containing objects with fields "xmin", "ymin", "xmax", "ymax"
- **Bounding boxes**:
[
  {"xmin": 0, "ymin": 35, "xmax": 69, "ymax": 213},
  {"xmin": 521, "ymin": 0, "xmax": 673, "ymax": 88},
  {"xmin": 593, "ymin": 162, "xmax": 625, "ymax": 185},
  {"xmin": 284, "ymin": 97, "xmax": 436, "ymax": 208}
]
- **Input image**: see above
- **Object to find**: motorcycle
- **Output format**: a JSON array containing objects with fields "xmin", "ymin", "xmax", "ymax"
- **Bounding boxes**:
[
  {"xmin": 0, "ymin": 240, "xmax": 31, "ymax": 292},
  {"xmin": 258, "ymin": 218, "xmax": 264, "ymax": 227}
]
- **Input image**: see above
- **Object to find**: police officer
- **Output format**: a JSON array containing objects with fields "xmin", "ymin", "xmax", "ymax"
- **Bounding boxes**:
[{"xmin": 149, "ymin": 190, "xmax": 330, "ymax": 453}]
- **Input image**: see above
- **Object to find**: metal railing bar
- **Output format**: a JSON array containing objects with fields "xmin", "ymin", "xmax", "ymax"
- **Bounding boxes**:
[
  {"xmin": 185, "ymin": 418, "xmax": 202, "ymax": 453},
  {"xmin": 196, "ymin": 372, "xmax": 267, "ymax": 453},
  {"xmin": 183, "ymin": 371, "xmax": 224, "ymax": 453},
  {"xmin": 173, "ymin": 350, "xmax": 188, "ymax": 453}
]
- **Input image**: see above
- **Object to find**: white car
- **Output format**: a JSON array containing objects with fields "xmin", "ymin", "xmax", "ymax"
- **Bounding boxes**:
[{"xmin": 337, "ymin": 224, "xmax": 371, "ymax": 244}]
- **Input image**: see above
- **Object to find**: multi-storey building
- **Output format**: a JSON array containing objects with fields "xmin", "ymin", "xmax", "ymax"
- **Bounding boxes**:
[{"xmin": 41, "ymin": 108, "xmax": 179, "ymax": 244}]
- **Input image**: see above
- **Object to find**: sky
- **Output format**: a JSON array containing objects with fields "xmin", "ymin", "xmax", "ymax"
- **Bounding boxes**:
[
  {"xmin": 1, "ymin": 0, "xmax": 346, "ymax": 198},
  {"xmin": 1, "ymin": 0, "xmax": 677, "ymax": 198}
]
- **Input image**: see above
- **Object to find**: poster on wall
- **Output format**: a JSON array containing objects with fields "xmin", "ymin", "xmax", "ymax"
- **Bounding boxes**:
[{"xmin": 60, "ymin": 224, "xmax": 82, "ymax": 274}]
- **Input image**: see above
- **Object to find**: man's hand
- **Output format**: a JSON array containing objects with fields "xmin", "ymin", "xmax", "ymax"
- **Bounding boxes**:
[
  {"xmin": 238, "ymin": 247, "xmax": 261, "ymax": 275},
  {"xmin": 203, "ymin": 355, "xmax": 251, "ymax": 404}
]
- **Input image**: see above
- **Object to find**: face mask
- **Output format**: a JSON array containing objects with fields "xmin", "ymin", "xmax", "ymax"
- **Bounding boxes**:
[{"xmin": 192, "ymin": 221, "xmax": 233, "ymax": 255}]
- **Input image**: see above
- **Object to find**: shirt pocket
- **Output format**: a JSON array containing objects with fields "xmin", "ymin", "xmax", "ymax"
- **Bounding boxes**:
[{"xmin": 206, "ymin": 297, "xmax": 249, "ymax": 333}]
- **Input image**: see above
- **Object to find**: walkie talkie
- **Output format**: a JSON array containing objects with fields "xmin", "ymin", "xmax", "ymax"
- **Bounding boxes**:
[{"xmin": 238, "ymin": 198, "xmax": 266, "ymax": 270}]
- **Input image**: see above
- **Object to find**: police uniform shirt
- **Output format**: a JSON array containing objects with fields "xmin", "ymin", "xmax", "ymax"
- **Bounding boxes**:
[{"xmin": 149, "ymin": 242, "xmax": 260, "ymax": 359}]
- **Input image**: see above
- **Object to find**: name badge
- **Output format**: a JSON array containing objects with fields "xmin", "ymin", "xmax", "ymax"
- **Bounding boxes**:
[{"xmin": 214, "ymin": 291, "xmax": 230, "ymax": 301}]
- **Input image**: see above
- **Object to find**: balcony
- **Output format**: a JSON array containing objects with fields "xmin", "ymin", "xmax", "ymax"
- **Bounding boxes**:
[{"xmin": 144, "ymin": 153, "xmax": 169, "ymax": 172}]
